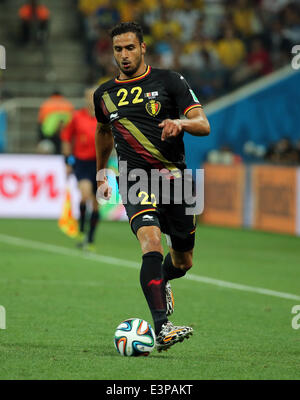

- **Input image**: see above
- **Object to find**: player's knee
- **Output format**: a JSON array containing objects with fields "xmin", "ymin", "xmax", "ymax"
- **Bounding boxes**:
[
  {"xmin": 143, "ymin": 236, "xmax": 162, "ymax": 253},
  {"xmin": 137, "ymin": 226, "xmax": 163, "ymax": 254},
  {"xmin": 79, "ymin": 180, "xmax": 93, "ymax": 201},
  {"xmin": 80, "ymin": 189, "xmax": 91, "ymax": 202},
  {"xmin": 81, "ymin": 194, "xmax": 89, "ymax": 203}
]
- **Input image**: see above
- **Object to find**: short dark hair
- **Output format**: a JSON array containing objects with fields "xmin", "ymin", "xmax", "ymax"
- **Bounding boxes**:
[{"xmin": 110, "ymin": 22, "xmax": 144, "ymax": 44}]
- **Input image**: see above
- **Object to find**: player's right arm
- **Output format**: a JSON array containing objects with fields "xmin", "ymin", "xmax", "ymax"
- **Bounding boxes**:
[
  {"xmin": 95, "ymin": 122, "xmax": 114, "ymax": 200},
  {"xmin": 93, "ymin": 86, "xmax": 115, "ymax": 200}
]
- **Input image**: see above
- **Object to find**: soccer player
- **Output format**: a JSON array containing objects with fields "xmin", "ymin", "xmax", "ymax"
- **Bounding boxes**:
[
  {"xmin": 94, "ymin": 22, "xmax": 210, "ymax": 351},
  {"xmin": 61, "ymin": 87, "xmax": 100, "ymax": 251}
]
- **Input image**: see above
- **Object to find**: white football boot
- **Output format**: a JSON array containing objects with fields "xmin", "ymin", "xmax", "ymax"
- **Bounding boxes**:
[{"xmin": 156, "ymin": 321, "xmax": 193, "ymax": 352}]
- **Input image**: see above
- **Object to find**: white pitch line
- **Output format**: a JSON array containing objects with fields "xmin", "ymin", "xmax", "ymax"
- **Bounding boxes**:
[
  {"xmin": 0, "ymin": 233, "xmax": 300, "ymax": 302},
  {"xmin": 185, "ymin": 274, "xmax": 300, "ymax": 301},
  {"xmin": 0, "ymin": 277, "xmax": 105, "ymax": 288},
  {"xmin": 0, "ymin": 233, "xmax": 140, "ymax": 269}
]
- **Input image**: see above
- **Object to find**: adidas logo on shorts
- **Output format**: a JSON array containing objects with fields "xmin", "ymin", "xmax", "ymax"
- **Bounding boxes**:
[{"xmin": 142, "ymin": 215, "xmax": 154, "ymax": 221}]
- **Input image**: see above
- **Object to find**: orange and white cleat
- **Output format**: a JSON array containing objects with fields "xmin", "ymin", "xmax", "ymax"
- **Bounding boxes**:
[{"xmin": 156, "ymin": 321, "xmax": 193, "ymax": 352}]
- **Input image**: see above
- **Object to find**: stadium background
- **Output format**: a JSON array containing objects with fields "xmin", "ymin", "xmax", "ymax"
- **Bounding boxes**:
[{"xmin": 0, "ymin": 0, "xmax": 300, "ymax": 381}]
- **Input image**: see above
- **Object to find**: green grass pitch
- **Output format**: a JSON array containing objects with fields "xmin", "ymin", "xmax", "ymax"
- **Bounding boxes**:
[{"xmin": 0, "ymin": 219, "xmax": 300, "ymax": 380}]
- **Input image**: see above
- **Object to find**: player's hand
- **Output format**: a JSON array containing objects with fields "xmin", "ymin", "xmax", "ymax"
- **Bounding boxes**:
[
  {"xmin": 96, "ymin": 177, "xmax": 112, "ymax": 202},
  {"xmin": 159, "ymin": 119, "xmax": 182, "ymax": 141}
]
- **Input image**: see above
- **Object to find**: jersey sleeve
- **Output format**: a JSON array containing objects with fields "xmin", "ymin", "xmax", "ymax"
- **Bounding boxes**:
[
  {"xmin": 93, "ymin": 87, "xmax": 110, "ymax": 124},
  {"xmin": 167, "ymin": 71, "xmax": 203, "ymax": 117}
]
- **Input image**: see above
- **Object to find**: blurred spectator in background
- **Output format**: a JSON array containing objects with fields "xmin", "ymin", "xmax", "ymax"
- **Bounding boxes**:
[
  {"xmin": 232, "ymin": 36, "xmax": 273, "ymax": 86},
  {"xmin": 78, "ymin": 0, "xmax": 120, "ymax": 82},
  {"xmin": 93, "ymin": 27, "xmax": 114, "ymax": 82},
  {"xmin": 18, "ymin": 0, "xmax": 50, "ymax": 45},
  {"xmin": 207, "ymin": 145, "xmax": 242, "ymax": 165},
  {"xmin": 117, "ymin": 0, "xmax": 144, "ymax": 22},
  {"xmin": 232, "ymin": 0, "xmax": 262, "ymax": 40},
  {"xmin": 259, "ymin": 0, "xmax": 292, "ymax": 16},
  {"xmin": 78, "ymin": 0, "xmax": 107, "ymax": 16},
  {"xmin": 246, "ymin": 36, "xmax": 273, "ymax": 75},
  {"xmin": 179, "ymin": 20, "xmax": 223, "ymax": 100},
  {"xmin": 151, "ymin": 5, "xmax": 182, "ymax": 42},
  {"xmin": 264, "ymin": 137, "xmax": 299, "ymax": 165},
  {"xmin": 243, "ymin": 140, "xmax": 267, "ymax": 161},
  {"xmin": 60, "ymin": 87, "xmax": 100, "ymax": 252},
  {"xmin": 281, "ymin": 2, "xmax": 300, "ymax": 44},
  {"xmin": 37, "ymin": 91, "xmax": 74, "ymax": 154},
  {"xmin": 94, "ymin": 0, "xmax": 120, "ymax": 30},
  {"xmin": 153, "ymin": 32, "xmax": 178, "ymax": 69},
  {"xmin": 96, "ymin": 62, "xmax": 118, "ymax": 86},
  {"xmin": 75, "ymin": 0, "xmax": 297, "ymax": 96},
  {"xmin": 172, "ymin": 0, "xmax": 203, "ymax": 42},
  {"xmin": 216, "ymin": 26, "xmax": 246, "ymax": 89},
  {"xmin": 266, "ymin": 18, "xmax": 292, "ymax": 68}
]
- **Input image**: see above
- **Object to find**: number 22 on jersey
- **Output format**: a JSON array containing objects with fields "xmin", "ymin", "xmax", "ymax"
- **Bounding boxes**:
[{"xmin": 117, "ymin": 87, "xmax": 143, "ymax": 107}]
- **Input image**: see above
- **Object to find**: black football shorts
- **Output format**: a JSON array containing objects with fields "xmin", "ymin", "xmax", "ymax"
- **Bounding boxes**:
[{"xmin": 117, "ymin": 173, "xmax": 196, "ymax": 252}]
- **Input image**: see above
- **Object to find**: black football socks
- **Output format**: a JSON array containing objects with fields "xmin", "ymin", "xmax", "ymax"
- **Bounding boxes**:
[
  {"xmin": 162, "ymin": 252, "xmax": 187, "ymax": 281},
  {"xmin": 79, "ymin": 203, "xmax": 100, "ymax": 244},
  {"xmin": 88, "ymin": 210, "xmax": 100, "ymax": 244},
  {"xmin": 79, "ymin": 201, "xmax": 86, "ymax": 233},
  {"xmin": 140, "ymin": 251, "xmax": 168, "ymax": 335}
]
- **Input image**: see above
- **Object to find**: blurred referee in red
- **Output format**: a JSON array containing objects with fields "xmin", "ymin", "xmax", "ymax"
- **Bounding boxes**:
[{"xmin": 61, "ymin": 87, "xmax": 100, "ymax": 251}]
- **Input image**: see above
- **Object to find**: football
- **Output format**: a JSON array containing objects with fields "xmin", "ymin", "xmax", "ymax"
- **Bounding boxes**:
[{"xmin": 114, "ymin": 318, "xmax": 156, "ymax": 356}]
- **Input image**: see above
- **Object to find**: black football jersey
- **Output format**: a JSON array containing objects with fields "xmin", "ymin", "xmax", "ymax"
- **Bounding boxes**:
[{"xmin": 93, "ymin": 66, "xmax": 202, "ymax": 174}]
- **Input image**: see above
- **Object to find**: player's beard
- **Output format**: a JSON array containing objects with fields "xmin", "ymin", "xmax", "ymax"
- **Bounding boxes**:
[{"xmin": 117, "ymin": 53, "xmax": 143, "ymax": 77}]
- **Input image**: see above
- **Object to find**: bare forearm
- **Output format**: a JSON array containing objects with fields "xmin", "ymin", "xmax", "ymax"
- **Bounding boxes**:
[
  {"xmin": 160, "ymin": 107, "xmax": 210, "ymax": 141},
  {"xmin": 95, "ymin": 123, "xmax": 114, "ymax": 174},
  {"xmin": 61, "ymin": 141, "xmax": 72, "ymax": 156},
  {"xmin": 178, "ymin": 116, "xmax": 210, "ymax": 136},
  {"xmin": 180, "ymin": 107, "xmax": 210, "ymax": 136}
]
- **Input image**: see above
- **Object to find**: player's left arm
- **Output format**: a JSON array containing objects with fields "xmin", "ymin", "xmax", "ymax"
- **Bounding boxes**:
[
  {"xmin": 60, "ymin": 118, "xmax": 75, "ymax": 175},
  {"xmin": 159, "ymin": 107, "xmax": 210, "ymax": 141}
]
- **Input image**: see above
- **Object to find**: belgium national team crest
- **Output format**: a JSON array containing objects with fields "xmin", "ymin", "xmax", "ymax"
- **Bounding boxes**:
[{"xmin": 145, "ymin": 100, "xmax": 161, "ymax": 117}]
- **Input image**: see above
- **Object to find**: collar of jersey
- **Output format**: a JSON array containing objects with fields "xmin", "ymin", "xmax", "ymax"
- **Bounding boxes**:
[{"xmin": 115, "ymin": 65, "xmax": 151, "ymax": 84}]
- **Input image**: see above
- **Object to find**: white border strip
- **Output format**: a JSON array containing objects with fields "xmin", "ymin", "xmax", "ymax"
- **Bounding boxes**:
[{"xmin": 0, "ymin": 233, "xmax": 299, "ymax": 301}]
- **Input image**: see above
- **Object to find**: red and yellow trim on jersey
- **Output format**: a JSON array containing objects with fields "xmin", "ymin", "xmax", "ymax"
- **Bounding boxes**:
[
  {"xmin": 189, "ymin": 228, "xmax": 196, "ymax": 235},
  {"xmin": 117, "ymin": 118, "xmax": 181, "ymax": 177},
  {"xmin": 129, "ymin": 208, "xmax": 157, "ymax": 225},
  {"xmin": 101, "ymin": 90, "xmax": 182, "ymax": 177},
  {"xmin": 115, "ymin": 65, "xmax": 151, "ymax": 84},
  {"xmin": 184, "ymin": 104, "xmax": 203, "ymax": 116}
]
